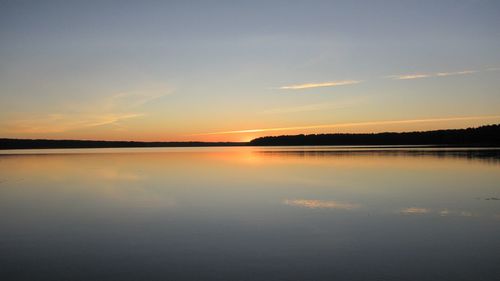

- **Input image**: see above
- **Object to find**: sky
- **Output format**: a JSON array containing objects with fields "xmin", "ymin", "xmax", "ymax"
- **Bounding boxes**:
[{"xmin": 1, "ymin": 0, "xmax": 499, "ymax": 142}]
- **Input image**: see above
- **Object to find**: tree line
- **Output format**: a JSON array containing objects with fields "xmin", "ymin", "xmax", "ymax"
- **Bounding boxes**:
[
  {"xmin": 1, "ymin": 124, "xmax": 499, "ymax": 149},
  {"xmin": 249, "ymin": 124, "xmax": 500, "ymax": 146}
]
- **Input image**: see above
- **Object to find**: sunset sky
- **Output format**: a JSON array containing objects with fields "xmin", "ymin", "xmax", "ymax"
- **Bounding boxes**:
[{"xmin": 1, "ymin": 0, "xmax": 499, "ymax": 142}]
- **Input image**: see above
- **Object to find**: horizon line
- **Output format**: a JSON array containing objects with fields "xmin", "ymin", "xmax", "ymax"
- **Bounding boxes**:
[{"xmin": 1, "ymin": 122, "xmax": 499, "ymax": 144}]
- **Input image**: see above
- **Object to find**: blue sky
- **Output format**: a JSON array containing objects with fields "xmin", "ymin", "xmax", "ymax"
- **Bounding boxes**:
[{"xmin": 1, "ymin": 0, "xmax": 499, "ymax": 141}]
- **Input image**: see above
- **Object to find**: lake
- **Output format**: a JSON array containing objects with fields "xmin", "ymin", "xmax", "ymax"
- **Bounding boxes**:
[{"xmin": 1, "ymin": 146, "xmax": 499, "ymax": 281}]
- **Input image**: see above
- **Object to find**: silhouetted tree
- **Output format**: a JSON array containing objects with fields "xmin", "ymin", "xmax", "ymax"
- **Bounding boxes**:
[{"xmin": 249, "ymin": 124, "xmax": 500, "ymax": 146}]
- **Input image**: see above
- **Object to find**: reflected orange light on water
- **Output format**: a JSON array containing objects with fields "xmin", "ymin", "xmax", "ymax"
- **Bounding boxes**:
[
  {"xmin": 1, "ymin": 147, "xmax": 499, "ymax": 221},
  {"xmin": 284, "ymin": 199, "xmax": 360, "ymax": 210}
]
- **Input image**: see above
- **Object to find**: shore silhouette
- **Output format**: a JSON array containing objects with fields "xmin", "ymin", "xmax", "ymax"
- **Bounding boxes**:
[{"xmin": 1, "ymin": 124, "xmax": 499, "ymax": 150}]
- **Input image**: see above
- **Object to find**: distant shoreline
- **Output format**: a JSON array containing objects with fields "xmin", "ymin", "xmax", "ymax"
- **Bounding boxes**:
[
  {"xmin": 1, "ymin": 124, "xmax": 499, "ymax": 150},
  {"xmin": 0, "ymin": 139, "xmax": 247, "ymax": 150}
]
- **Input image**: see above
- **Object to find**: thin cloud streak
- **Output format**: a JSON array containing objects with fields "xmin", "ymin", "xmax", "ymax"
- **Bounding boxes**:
[
  {"xmin": 7, "ymin": 113, "xmax": 144, "ymax": 134},
  {"xmin": 278, "ymin": 67, "xmax": 486, "ymax": 89},
  {"xmin": 389, "ymin": 74, "xmax": 431, "ymax": 80},
  {"xmin": 279, "ymin": 80, "xmax": 361, "ymax": 90},
  {"xmin": 3, "ymin": 86, "xmax": 170, "ymax": 135},
  {"xmin": 388, "ymin": 69, "xmax": 478, "ymax": 80},
  {"xmin": 436, "ymin": 70, "xmax": 478, "ymax": 76},
  {"xmin": 194, "ymin": 115, "xmax": 500, "ymax": 136},
  {"xmin": 400, "ymin": 207, "xmax": 431, "ymax": 214}
]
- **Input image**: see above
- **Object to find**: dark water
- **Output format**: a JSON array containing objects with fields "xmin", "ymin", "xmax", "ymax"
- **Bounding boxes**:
[{"xmin": 1, "ymin": 147, "xmax": 499, "ymax": 281}]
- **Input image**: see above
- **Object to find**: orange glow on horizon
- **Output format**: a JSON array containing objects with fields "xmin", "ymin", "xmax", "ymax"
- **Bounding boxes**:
[
  {"xmin": 193, "ymin": 115, "xmax": 500, "ymax": 136},
  {"xmin": 2, "ymin": 114, "xmax": 500, "ymax": 143}
]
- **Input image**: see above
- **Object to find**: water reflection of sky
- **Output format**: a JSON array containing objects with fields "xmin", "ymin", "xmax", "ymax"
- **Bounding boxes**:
[
  {"xmin": 0, "ymin": 147, "xmax": 499, "ymax": 280},
  {"xmin": 284, "ymin": 199, "xmax": 361, "ymax": 210}
]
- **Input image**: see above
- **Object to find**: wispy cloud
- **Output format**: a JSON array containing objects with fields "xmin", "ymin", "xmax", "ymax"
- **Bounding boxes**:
[
  {"xmin": 7, "ymin": 113, "xmax": 144, "ymax": 134},
  {"xmin": 400, "ymin": 207, "xmax": 431, "ymax": 214},
  {"xmin": 279, "ymin": 80, "xmax": 361, "ymax": 90},
  {"xmin": 388, "ymin": 74, "xmax": 431, "ymax": 80},
  {"xmin": 4, "ymin": 87, "xmax": 169, "ymax": 135},
  {"xmin": 439, "ymin": 209, "xmax": 452, "ymax": 216},
  {"xmin": 399, "ymin": 208, "xmax": 478, "ymax": 217},
  {"xmin": 194, "ymin": 115, "xmax": 500, "ymax": 136},
  {"xmin": 277, "ymin": 67, "xmax": 487, "ymax": 89},
  {"xmin": 435, "ymin": 70, "xmax": 478, "ymax": 76},
  {"xmin": 388, "ymin": 69, "xmax": 478, "ymax": 80},
  {"xmin": 82, "ymin": 113, "xmax": 144, "ymax": 127},
  {"xmin": 284, "ymin": 199, "xmax": 360, "ymax": 210}
]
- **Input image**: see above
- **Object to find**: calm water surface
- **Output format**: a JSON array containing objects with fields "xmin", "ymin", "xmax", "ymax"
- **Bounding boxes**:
[{"xmin": 1, "ymin": 147, "xmax": 499, "ymax": 281}]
